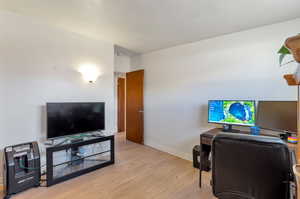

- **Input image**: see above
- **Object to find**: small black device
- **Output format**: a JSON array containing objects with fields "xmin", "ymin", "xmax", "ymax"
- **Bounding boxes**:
[
  {"xmin": 47, "ymin": 102, "xmax": 105, "ymax": 139},
  {"xmin": 3, "ymin": 142, "xmax": 41, "ymax": 199},
  {"xmin": 279, "ymin": 131, "xmax": 292, "ymax": 141}
]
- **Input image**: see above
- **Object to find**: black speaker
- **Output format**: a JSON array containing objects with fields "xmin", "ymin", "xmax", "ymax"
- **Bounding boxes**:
[
  {"xmin": 193, "ymin": 145, "xmax": 200, "ymax": 169},
  {"xmin": 3, "ymin": 142, "xmax": 41, "ymax": 199}
]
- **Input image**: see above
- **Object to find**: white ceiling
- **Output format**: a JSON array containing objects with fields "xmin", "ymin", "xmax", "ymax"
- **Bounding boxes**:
[{"xmin": 1, "ymin": 0, "xmax": 300, "ymax": 53}]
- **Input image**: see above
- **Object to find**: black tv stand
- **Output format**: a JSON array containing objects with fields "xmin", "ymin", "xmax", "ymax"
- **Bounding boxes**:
[
  {"xmin": 46, "ymin": 135, "xmax": 114, "ymax": 186},
  {"xmin": 221, "ymin": 124, "xmax": 240, "ymax": 133}
]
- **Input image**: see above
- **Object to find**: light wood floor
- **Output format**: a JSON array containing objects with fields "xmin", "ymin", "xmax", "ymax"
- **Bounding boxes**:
[{"xmin": 2, "ymin": 133, "xmax": 215, "ymax": 199}]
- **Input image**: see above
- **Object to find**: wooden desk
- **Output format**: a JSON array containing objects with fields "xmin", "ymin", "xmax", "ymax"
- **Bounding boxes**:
[{"xmin": 199, "ymin": 128, "xmax": 298, "ymax": 197}]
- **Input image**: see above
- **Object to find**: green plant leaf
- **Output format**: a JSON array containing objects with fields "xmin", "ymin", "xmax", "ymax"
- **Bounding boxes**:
[
  {"xmin": 279, "ymin": 53, "xmax": 286, "ymax": 66},
  {"xmin": 278, "ymin": 45, "xmax": 291, "ymax": 54}
]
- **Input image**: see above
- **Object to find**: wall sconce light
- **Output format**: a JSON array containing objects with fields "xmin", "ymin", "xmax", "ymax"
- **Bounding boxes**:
[{"xmin": 78, "ymin": 63, "xmax": 101, "ymax": 83}]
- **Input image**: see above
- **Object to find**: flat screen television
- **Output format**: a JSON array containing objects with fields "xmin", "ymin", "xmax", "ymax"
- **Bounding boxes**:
[
  {"xmin": 208, "ymin": 100, "xmax": 256, "ymax": 127},
  {"xmin": 256, "ymin": 101, "xmax": 297, "ymax": 133},
  {"xmin": 47, "ymin": 102, "xmax": 105, "ymax": 139}
]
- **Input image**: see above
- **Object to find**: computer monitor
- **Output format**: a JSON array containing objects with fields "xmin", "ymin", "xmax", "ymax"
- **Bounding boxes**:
[
  {"xmin": 256, "ymin": 101, "xmax": 297, "ymax": 133},
  {"xmin": 208, "ymin": 100, "xmax": 256, "ymax": 130}
]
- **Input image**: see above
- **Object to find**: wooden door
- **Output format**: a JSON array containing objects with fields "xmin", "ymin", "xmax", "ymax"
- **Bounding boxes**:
[
  {"xmin": 117, "ymin": 78, "xmax": 125, "ymax": 132},
  {"xmin": 126, "ymin": 70, "xmax": 144, "ymax": 144}
]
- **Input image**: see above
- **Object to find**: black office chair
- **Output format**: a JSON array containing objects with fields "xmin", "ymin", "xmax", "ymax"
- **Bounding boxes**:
[{"xmin": 212, "ymin": 133, "xmax": 294, "ymax": 199}]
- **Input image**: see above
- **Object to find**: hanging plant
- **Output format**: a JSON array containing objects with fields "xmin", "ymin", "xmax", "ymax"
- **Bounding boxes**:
[
  {"xmin": 278, "ymin": 34, "xmax": 300, "ymax": 66},
  {"xmin": 278, "ymin": 34, "xmax": 300, "ymax": 86},
  {"xmin": 278, "ymin": 45, "xmax": 293, "ymax": 66},
  {"xmin": 278, "ymin": 34, "xmax": 300, "ymax": 85}
]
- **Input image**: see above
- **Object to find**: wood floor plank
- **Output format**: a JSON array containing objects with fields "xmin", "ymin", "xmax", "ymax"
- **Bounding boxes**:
[{"xmin": 1, "ymin": 133, "xmax": 215, "ymax": 199}]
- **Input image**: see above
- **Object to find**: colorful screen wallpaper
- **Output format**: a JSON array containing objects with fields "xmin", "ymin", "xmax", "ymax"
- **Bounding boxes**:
[{"xmin": 208, "ymin": 100, "xmax": 255, "ymax": 126}]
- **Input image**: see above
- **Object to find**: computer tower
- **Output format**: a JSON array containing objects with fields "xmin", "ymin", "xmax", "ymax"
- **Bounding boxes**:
[{"xmin": 3, "ymin": 142, "xmax": 41, "ymax": 199}]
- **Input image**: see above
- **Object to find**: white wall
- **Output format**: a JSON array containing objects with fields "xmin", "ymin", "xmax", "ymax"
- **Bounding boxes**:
[
  {"xmin": 114, "ymin": 55, "xmax": 131, "ymax": 73},
  {"xmin": 135, "ymin": 18, "xmax": 300, "ymax": 160},
  {"xmin": 130, "ymin": 55, "xmax": 142, "ymax": 71},
  {"xmin": 0, "ymin": 11, "xmax": 115, "ymax": 149}
]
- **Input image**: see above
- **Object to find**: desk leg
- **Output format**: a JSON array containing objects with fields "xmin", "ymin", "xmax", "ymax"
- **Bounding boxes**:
[
  {"xmin": 199, "ymin": 166, "xmax": 202, "ymax": 188},
  {"xmin": 199, "ymin": 143, "xmax": 211, "ymax": 188},
  {"xmin": 201, "ymin": 144, "xmax": 211, "ymax": 172}
]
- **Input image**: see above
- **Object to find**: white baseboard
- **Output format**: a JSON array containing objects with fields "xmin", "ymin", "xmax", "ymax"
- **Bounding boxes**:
[{"xmin": 144, "ymin": 139, "xmax": 193, "ymax": 162}]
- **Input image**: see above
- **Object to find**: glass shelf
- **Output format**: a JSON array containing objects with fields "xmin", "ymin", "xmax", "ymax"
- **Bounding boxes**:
[
  {"xmin": 53, "ymin": 152, "xmax": 111, "ymax": 180},
  {"xmin": 51, "ymin": 140, "xmax": 111, "ymax": 166},
  {"xmin": 53, "ymin": 150, "xmax": 111, "ymax": 168}
]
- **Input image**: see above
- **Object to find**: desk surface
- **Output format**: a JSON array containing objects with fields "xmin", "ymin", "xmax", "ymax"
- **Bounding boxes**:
[{"xmin": 201, "ymin": 128, "xmax": 297, "ymax": 151}]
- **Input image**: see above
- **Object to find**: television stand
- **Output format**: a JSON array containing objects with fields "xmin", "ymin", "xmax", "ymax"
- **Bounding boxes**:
[
  {"xmin": 45, "ymin": 135, "xmax": 114, "ymax": 186},
  {"xmin": 221, "ymin": 124, "xmax": 240, "ymax": 133}
]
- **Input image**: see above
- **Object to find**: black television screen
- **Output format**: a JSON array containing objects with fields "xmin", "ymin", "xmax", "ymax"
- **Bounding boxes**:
[
  {"xmin": 47, "ymin": 102, "xmax": 105, "ymax": 139},
  {"xmin": 257, "ymin": 101, "xmax": 297, "ymax": 133}
]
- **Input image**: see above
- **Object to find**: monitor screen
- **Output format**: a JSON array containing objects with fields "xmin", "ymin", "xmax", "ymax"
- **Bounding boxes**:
[
  {"xmin": 47, "ymin": 102, "xmax": 105, "ymax": 139},
  {"xmin": 256, "ymin": 101, "xmax": 297, "ymax": 133},
  {"xmin": 208, "ymin": 100, "xmax": 256, "ymax": 126}
]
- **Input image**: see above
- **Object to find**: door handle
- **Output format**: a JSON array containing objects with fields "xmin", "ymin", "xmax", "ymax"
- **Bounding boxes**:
[{"xmin": 138, "ymin": 110, "xmax": 144, "ymax": 113}]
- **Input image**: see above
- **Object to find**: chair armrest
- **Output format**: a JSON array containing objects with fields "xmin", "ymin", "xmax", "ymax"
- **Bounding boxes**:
[
  {"xmin": 290, "ymin": 181, "xmax": 297, "ymax": 199},
  {"xmin": 292, "ymin": 164, "xmax": 300, "ymax": 199}
]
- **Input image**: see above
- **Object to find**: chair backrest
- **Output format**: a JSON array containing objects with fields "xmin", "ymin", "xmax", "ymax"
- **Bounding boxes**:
[{"xmin": 212, "ymin": 133, "xmax": 292, "ymax": 199}]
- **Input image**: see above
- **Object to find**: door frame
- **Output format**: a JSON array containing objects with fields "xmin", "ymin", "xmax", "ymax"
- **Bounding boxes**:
[{"xmin": 117, "ymin": 77, "xmax": 126, "ymax": 132}]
